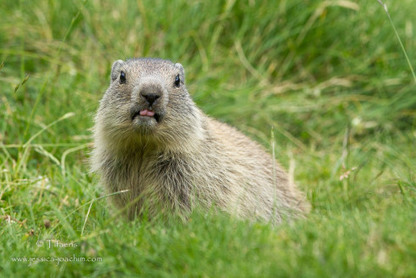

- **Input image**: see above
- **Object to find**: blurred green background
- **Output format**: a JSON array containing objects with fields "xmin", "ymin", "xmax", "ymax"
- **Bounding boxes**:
[{"xmin": 1, "ymin": 0, "xmax": 415, "ymax": 276}]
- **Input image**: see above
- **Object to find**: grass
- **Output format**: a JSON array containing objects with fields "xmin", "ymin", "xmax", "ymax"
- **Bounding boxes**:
[{"xmin": 1, "ymin": 0, "xmax": 416, "ymax": 276}]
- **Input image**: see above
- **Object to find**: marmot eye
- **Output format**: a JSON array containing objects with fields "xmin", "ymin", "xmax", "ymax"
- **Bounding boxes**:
[
  {"xmin": 174, "ymin": 74, "xmax": 180, "ymax": 87},
  {"xmin": 120, "ymin": 71, "xmax": 126, "ymax": 84}
]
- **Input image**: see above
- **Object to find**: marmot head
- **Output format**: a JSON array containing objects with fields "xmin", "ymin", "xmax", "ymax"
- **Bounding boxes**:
[{"xmin": 95, "ymin": 58, "xmax": 202, "ymax": 151}]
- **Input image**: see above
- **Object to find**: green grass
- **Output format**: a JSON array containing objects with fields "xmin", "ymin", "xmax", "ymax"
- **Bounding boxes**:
[{"xmin": 1, "ymin": 0, "xmax": 416, "ymax": 276}]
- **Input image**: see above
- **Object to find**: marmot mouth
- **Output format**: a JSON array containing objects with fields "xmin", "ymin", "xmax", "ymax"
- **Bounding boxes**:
[{"xmin": 132, "ymin": 109, "xmax": 161, "ymax": 123}]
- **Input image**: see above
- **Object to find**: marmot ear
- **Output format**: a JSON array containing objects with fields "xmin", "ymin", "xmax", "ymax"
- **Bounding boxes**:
[
  {"xmin": 111, "ymin": 60, "xmax": 124, "ymax": 82},
  {"xmin": 175, "ymin": 63, "xmax": 185, "ymax": 82}
]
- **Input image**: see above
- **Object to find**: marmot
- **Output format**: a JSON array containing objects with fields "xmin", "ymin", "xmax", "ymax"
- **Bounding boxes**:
[{"xmin": 91, "ymin": 58, "xmax": 309, "ymax": 224}]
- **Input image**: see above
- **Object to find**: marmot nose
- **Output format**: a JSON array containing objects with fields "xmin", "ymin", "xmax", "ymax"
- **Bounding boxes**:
[{"xmin": 141, "ymin": 92, "xmax": 160, "ymax": 106}]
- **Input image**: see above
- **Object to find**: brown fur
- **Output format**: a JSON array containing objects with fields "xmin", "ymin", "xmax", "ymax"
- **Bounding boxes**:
[{"xmin": 91, "ymin": 58, "xmax": 309, "ymax": 224}]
